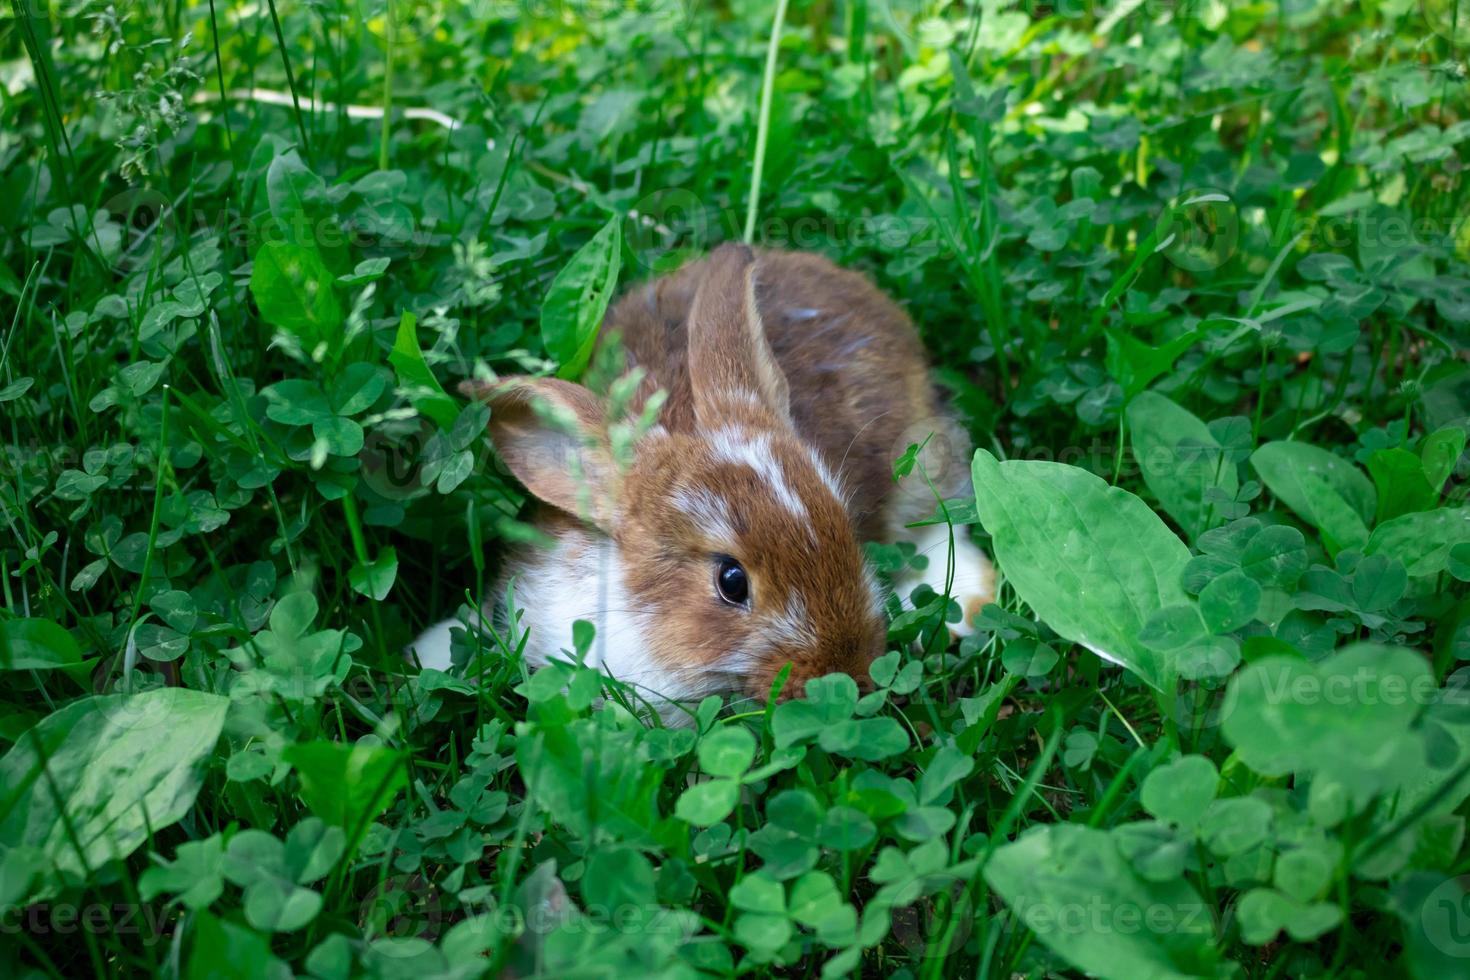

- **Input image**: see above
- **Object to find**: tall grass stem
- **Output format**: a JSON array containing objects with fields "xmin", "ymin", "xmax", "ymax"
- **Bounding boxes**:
[{"xmin": 743, "ymin": 0, "xmax": 790, "ymax": 244}]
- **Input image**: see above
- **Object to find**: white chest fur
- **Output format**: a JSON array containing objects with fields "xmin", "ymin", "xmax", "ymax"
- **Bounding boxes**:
[{"xmin": 408, "ymin": 527, "xmax": 710, "ymax": 705}]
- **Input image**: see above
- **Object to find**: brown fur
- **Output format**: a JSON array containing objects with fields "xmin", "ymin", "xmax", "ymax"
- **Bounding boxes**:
[
  {"xmin": 605, "ymin": 246, "xmax": 943, "ymax": 540},
  {"xmin": 467, "ymin": 244, "xmax": 974, "ymax": 703}
]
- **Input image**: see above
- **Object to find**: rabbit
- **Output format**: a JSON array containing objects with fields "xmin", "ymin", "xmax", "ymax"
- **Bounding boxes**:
[{"xmin": 408, "ymin": 243, "xmax": 994, "ymax": 706}]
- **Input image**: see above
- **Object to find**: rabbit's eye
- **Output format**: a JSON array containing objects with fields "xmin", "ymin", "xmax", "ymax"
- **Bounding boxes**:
[{"xmin": 715, "ymin": 556, "xmax": 750, "ymax": 606}]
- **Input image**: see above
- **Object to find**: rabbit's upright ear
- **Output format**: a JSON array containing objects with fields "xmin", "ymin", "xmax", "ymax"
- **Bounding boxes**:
[
  {"xmin": 461, "ymin": 377, "xmax": 617, "ymax": 530},
  {"xmin": 687, "ymin": 242, "xmax": 791, "ymax": 427}
]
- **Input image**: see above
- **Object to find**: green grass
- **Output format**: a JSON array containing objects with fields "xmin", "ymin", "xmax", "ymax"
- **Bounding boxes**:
[{"xmin": 2, "ymin": 1, "xmax": 1470, "ymax": 977}]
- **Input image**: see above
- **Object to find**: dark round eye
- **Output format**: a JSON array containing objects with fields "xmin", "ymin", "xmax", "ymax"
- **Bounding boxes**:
[{"xmin": 715, "ymin": 556, "xmax": 750, "ymax": 606}]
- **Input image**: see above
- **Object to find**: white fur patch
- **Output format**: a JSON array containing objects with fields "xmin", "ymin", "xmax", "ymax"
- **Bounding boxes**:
[
  {"xmin": 510, "ymin": 532, "xmax": 646, "ymax": 673},
  {"xmin": 708, "ymin": 427, "xmax": 807, "ymax": 519},
  {"xmin": 805, "ymin": 446, "xmax": 847, "ymax": 503},
  {"xmin": 770, "ymin": 594, "xmax": 815, "ymax": 649},
  {"xmin": 671, "ymin": 487, "xmax": 738, "ymax": 545},
  {"xmin": 863, "ymin": 565, "xmax": 886, "ymax": 619},
  {"xmin": 406, "ymin": 618, "xmax": 458, "ymax": 671},
  {"xmin": 897, "ymin": 523, "xmax": 996, "ymax": 636},
  {"xmin": 506, "ymin": 528, "xmax": 732, "ymax": 711}
]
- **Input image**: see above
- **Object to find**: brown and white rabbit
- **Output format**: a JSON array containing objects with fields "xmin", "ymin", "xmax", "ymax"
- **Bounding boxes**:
[{"xmin": 409, "ymin": 243, "xmax": 994, "ymax": 705}]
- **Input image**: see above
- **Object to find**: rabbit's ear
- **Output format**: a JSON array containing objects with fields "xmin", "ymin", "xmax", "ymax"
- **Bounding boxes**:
[
  {"xmin": 687, "ymin": 242, "xmax": 791, "ymax": 428},
  {"xmin": 461, "ymin": 377, "xmax": 617, "ymax": 530}
]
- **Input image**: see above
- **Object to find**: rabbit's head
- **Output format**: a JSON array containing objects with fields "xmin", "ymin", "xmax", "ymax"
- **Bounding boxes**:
[{"xmin": 467, "ymin": 244, "xmax": 887, "ymax": 704}]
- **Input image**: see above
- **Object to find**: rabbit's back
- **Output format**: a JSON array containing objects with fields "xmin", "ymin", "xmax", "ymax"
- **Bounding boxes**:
[{"xmin": 602, "ymin": 249, "xmax": 939, "ymax": 538}]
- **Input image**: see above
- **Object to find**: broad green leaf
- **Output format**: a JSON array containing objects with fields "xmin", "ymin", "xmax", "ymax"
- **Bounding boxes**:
[
  {"xmin": 348, "ymin": 547, "xmax": 398, "ymax": 601},
  {"xmin": 1251, "ymin": 442, "xmax": 1374, "ymax": 554},
  {"xmin": 265, "ymin": 150, "xmax": 324, "ymax": 239},
  {"xmin": 985, "ymin": 823, "xmax": 1221, "ymax": 980},
  {"xmin": 1351, "ymin": 554, "xmax": 1406, "ymax": 611},
  {"xmin": 515, "ymin": 722, "xmax": 660, "ymax": 842},
  {"xmin": 1127, "ymin": 391, "xmax": 1238, "ymax": 540},
  {"xmin": 1450, "ymin": 543, "xmax": 1470, "ymax": 582},
  {"xmin": 261, "ymin": 379, "xmax": 332, "ymax": 426},
  {"xmin": 1001, "ymin": 638, "xmax": 1059, "ymax": 677},
  {"xmin": 0, "ymin": 377, "xmax": 34, "ymax": 402},
  {"xmin": 1106, "ymin": 328, "xmax": 1201, "ymax": 401},
  {"xmin": 1422, "ymin": 426, "xmax": 1466, "ymax": 494},
  {"xmin": 788, "ymin": 870, "xmax": 847, "ymax": 930},
  {"xmin": 731, "ymin": 873, "xmax": 785, "ymax": 914},
  {"xmin": 676, "ymin": 778, "xmax": 739, "ymax": 826},
  {"xmin": 1238, "ymin": 525, "xmax": 1309, "ymax": 590},
  {"xmin": 1237, "ymin": 887, "xmax": 1341, "ymax": 945},
  {"xmin": 1367, "ymin": 447, "xmax": 1437, "ymax": 522},
  {"xmin": 138, "ymin": 835, "xmax": 226, "ymax": 911},
  {"xmin": 1198, "ymin": 569, "xmax": 1261, "ymax": 634},
  {"xmin": 222, "ymin": 820, "xmax": 342, "ymax": 933},
  {"xmin": 1113, "ymin": 821, "xmax": 1190, "ymax": 882},
  {"xmin": 1221, "ymin": 643, "xmax": 1430, "ymax": 804},
  {"xmin": 435, "ymin": 449, "xmax": 474, "ymax": 494},
  {"xmin": 388, "ymin": 312, "xmax": 459, "ymax": 428},
  {"xmin": 187, "ymin": 910, "xmax": 293, "ymax": 980},
  {"xmin": 0, "ymin": 618, "xmax": 84, "ymax": 671},
  {"xmin": 541, "ymin": 213, "xmax": 622, "ymax": 380},
  {"xmin": 329, "ymin": 362, "xmax": 390, "ymax": 416},
  {"xmin": 1141, "ymin": 756, "xmax": 1218, "ymax": 830},
  {"xmin": 1140, "ymin": 605, "xmax": 1210, "ymax": 653},
  {"xmin": 699, "ymin": 726, "xmax": 756, "ymax": 779},
  {"xmin": 283, "ymin": 741, "xmax": 407, "ymax": 830},
  {"xmin": 734, "ymin": 912, "xmax": 791, "ymax": 956},
  {"xmin": 971, "ymin": 451, "xmax": 1192, "ymax": 690},
  {"xmin": 1365, "ymin": 507, "xmax": 1470, "ymax": 577},
  {"xmin": 841, "ymin": 717, "xmax": 910, "ymax": 761},
  {"xmin": 0, "ymin": 689, "xmax": 229, "ymax": 903},
  {"xmin": 250, "ymin": 241, "xmax": 344, "ymax": 349},
  {"xmin": 135, "ymin": 623, "xmax": 189, "ymax": 662},
  {"xmin": 773, "ymin": 674, "xmax": 858, "ymax": 748},
  {"xmin": 582, "ymin": 847, "xmax": 656, "ymax": 911},
  {"xmin": 1199, "ymin": 797, "xmax": 1272, "ymax": 857},
  {"xmin": 1274, "ymin": 844, "xmax": 1334, "ymax": 902},
  {"xmin": 313, "ymin": 415, "xmax": 364, "ymax": 456},
  {"xmin": 918, "ymin": 746, "xmax": 974, "ymax": 806}
]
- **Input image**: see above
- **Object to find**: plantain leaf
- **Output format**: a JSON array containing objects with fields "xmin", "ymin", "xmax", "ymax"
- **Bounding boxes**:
[
  {"xmin": 1365, "ymin": 507, "xmax": 1470, "ymax": 578},
  {"xmin": 249, "ymin": 241, "xmax": 344, "ymax": 350},
  {"xmin": 1127, "ymin": 391, "xmax": 1238, "ymax": 541},
  {"xmin": 985, "ymin": 823, "xmax": 1222, "ymax": 980},
  {"xmin": 0, "ymin": 618, "xmax": 84, "ymax": 671},
  {"xmin": 971, "ymin": 451, "xmax": 1192, "ymax": 690},
  {"xmin": 388, "ymin": 311, "xmax": 459, "ymax": 428},
  {"xmin": 0, "ymin": 689, "xmax": 229, "ymax": 904},
  {"xmin": 1251, "ymin": 442, "xmax": 1373, "ymax": 555},
  {"xmin": 541, "ymin": 213, "xmax": 622, "ymax": 380}
]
